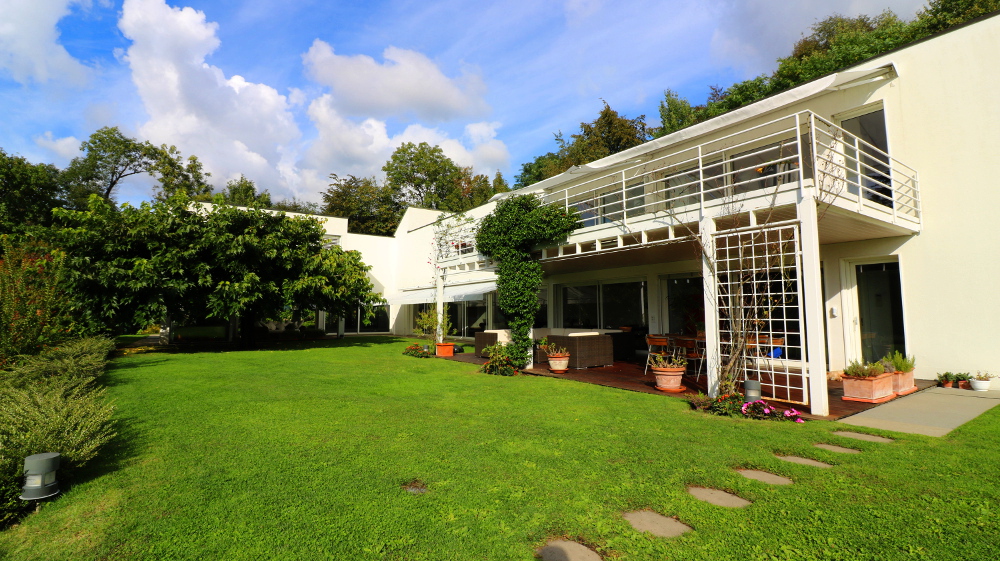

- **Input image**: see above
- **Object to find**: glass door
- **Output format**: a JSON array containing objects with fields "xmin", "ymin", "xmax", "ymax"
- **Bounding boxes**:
[{"xmin": 855, "ymin": 262, "xmax": 905, "ymax": 363}]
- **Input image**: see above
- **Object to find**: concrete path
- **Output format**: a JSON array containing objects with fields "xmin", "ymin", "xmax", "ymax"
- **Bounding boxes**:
[{"xmin": 838, "ymin": 387, "xmax": 1000, "ymax": 437}]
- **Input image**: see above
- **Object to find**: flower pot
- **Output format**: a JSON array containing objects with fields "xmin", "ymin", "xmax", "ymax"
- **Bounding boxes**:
[
  {"xmin": 958, "ymin": 380, "xmax": 972, "ymax": 390},
  {"xmin": 842, "ymin": 372, "xmax": 895, "ymax": 403},
  {"xmin": 892, "ymin": 370, "xmax": 917, "ymax": 396},
  {"xmin": 940, "ymin": 381, "xmax": 953, "ymax": 388},
  {"xmin": 547, "ymin": 353, "xmax": 570, "ymax": 373},
  {"xmin": 435, "ymin": 343, "xmax": 455, "ymax": 357},
  {"xmin": 651, "ymin": 366, "xmax": 686, "ymax": 392},
  {"xmin": 970, "ymin": 378, "xmax": 992, "ymax": 392}
]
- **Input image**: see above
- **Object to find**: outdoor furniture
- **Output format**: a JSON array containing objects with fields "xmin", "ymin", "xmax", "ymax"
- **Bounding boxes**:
[
  {"xmin": 474, "ymin": 332, "xmax": 498, "ymax": 357},
  {"xmin": 644, "ymin": 334, "xmax": 672, "ymax": 375},
  {"xmin": 547, "ymin": 334, "xmax": 613, "ymax": 369}
]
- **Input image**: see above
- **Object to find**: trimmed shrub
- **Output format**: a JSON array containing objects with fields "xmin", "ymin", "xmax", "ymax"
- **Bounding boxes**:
[{"xmin": 1, "ymin": 337, "xmax": 114, "ymax": 388}]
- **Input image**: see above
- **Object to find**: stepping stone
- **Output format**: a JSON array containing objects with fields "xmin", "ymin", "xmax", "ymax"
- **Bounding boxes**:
[
  {"xmin": 776, "ymin": 455, "xmax": 832, "ymax": 468},
  {"xmin": 402, "ymin": 480, "xmax": 428, "ymax": 494},
  {"xmin": 814, "ymin": 443, "xmax": 860, "ymax": 454},
  {"xmin": 832, "ymin": 431, "xmax": 894, "ymax": 443},
  {"xmin": 622, "ymin": 510, "xmax": 692, "ymax": 538},
  {"xmin": 687, "ymin": 486, "xmax": 751, "ymax": 508},
  {"xmin": 537, "ymin": 540, "xmax": 602, "ymax": 561},
  {"xmin": 737, "ymin": 469, "xmax": 792, "ymax": 485}
]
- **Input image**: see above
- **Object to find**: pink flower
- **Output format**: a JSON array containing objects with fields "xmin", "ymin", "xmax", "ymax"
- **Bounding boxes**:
[{"xmin": 794, "ymin": 418, "xmax": 805, "ymax": 423}]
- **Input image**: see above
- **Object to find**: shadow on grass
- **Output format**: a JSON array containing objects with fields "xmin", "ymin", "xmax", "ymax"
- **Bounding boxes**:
[{"xmin": 67, "ymin": 414, "xmax": 144, "ymax": 491}]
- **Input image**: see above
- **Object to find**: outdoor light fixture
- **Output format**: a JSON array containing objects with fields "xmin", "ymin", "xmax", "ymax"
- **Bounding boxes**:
[
  {"xmin": 743, "ymin": 380, "xmax": 762, "ymax": 403},
  {"xmin": 19, "ymin": 452, "xmax": 61, "ymax": 501}
]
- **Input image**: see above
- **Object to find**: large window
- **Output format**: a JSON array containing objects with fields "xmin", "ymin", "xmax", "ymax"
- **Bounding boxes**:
[
  {"xmin": 841, "ymin": 109, "xmax": 891, "ymax": 207},
  {"xmin": 339, "ymin": 304, "xmax": 390, "ymax": 333},
  {"xmin": 561, "ymin": 280, "xmax": 648, "ymax": 330}
]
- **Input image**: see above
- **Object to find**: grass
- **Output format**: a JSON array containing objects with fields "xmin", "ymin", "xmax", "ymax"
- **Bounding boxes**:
[{"xmin": 1, "ymin": 336, "xmax": 998, "ymax": 560}]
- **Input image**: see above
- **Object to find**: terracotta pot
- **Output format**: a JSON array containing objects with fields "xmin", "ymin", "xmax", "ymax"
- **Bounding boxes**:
[
  {"xmin": 842, "ymin": 372, "xmax": 895, "ymax": 403},
  {"xmin": 958, "ymin": 380, "xmax": 972, "ymax": 390},
  {"xmin": 892, "ymin": 370, "xmax": 917, "ymax": 395},
  {"xmin": 548, "ymin": 353, "xmax": 570, "ymax": 373},
  {"xmin": 652, "ymin": 366, "xmax": 686, "ymax": 391},
  {"xmin": 940, "ymin": 381, "xmax": 954, "ymax": 388},
  {"xmin": 435, "ymin": 343, "xmax": 455, "ymax": 357}
]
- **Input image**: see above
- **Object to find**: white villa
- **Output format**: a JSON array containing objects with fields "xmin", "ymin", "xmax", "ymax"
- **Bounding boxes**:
[{"xmin": 309, "ymin": 13, "xmax": 1000, "ymax": 416}]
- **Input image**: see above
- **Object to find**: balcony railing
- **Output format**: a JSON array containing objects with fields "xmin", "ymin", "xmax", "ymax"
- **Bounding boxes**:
[
  {"xmin": 435, "ymin": 111, "xmax": 921, "ymax": 266},
  {"xmin": 539, "ymin": 110, "xmax": 920, "ymax": 232}
]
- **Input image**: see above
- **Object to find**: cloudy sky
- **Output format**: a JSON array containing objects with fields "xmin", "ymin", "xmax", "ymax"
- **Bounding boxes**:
[{"xmin": 0, "ymin": 0, "xmax": 927, "ymax": 204}]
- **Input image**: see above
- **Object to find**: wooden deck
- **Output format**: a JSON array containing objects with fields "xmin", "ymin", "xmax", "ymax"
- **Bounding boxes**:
[{"xmin": 441, "ymin": 352, "xmax": 935, "ymax": 421}]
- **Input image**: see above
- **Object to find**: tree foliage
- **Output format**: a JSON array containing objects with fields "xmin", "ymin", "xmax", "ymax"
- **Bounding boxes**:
[
  {"xmin": 322, "ymin": 174, "xmax": 402, "ymax": 236},
  {"xmin": 218, "ymin": 175, "xmax": 272, "ymax": 207},
  {"xmin": 475, "ymin": 195, "xmax": 579, "ymax": 366},
  {"xmin": 150, "ymin": 145, "xmax": 214, "ymax": 202},
  {"xmin": 514, "ymin": 102, "xmax": 650, "ymax": 188},
  {"xmin": 47, "ymin": 196, "xmax": 382, "ymax": 343},
  {"xmin": 0, "ymin": 149, "xmax": 66, "ymax": 237},
  {"xmin": 383, "ymin": 142, "xmax": 463, "ymax": 210},
  {"xmin": 651, "ymin": 2, "xmax": 999, "ymax": 138},
  {"xmin": 63, "ymin": 127, "xmax": 159, "ymax": 201}
]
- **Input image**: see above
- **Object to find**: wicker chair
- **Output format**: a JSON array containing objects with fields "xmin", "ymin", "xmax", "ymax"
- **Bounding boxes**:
[
  {"xmin": 474, "ymin": 332, "xmax": 498, "ymax": 357},
  {"xmin": 547, "ymin": 334, "xmax": 614, "ymax": 369}
]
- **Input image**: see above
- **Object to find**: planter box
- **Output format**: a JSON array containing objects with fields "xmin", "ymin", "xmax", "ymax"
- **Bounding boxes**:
[
  {"xmin": 892, "ymin": 370, "xmax": 917, "ymax": 396},
  {"xmin": 435, "ymin": 343, "xmax": 455, "ymax": 357},
  {"xmin": 842, "ymin": 372, "xmax": 895, "ymax": 403}
]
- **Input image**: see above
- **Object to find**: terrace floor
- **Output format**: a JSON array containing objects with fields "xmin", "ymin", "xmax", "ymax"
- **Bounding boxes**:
[{"xmin": 444, "ymin": 352, "xmax": 936, "ymax": 421}]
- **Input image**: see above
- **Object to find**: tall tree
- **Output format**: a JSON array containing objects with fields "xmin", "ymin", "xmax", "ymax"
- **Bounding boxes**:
[
  {"xmin": 0, "ymin": 149, "xmax": 65, "ymax": 237},
  {"xmin": 150, "ymin": 145, "xmax": 214, "ymax": 201},
  {"xmin": 63, "ymin": 127, "xmax": 158, "ymax": 201},
  {"xmin": 654, "ymin": 89, "xmax": 697, "ymax": 138},
  {"xmin": 322, "ymin": 174, "xmax": 402, "ymax": 236},
  {"xmin": 217, "ymin": 175, "xmax": 272, "ymax": 207},
  {"xmin": 382, "ymin": 142, "xmax": 463, "ymax": 210},
  {"xmin": 268, "ymin": 197, "xmax": 321, "ymax": 214}
]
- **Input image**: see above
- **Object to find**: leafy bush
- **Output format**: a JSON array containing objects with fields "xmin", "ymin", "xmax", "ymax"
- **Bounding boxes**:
[
  {"xmin": 1, "ymin": 337, "xmax": 114, "ymax": 388},
  {"xmin": 402, "ymin": 344, "xmax": 432, "ymax": 358},
  {"xmin": 480, "ymin": 343, "xmax": 519, "ymax": 376},
  {"xmin": 0, "ymin": 238, "xmax": 77, "ymax": 367},
  {"xmin": 890, "ymin": 351, "xmax": 915, "ymax": 373}
]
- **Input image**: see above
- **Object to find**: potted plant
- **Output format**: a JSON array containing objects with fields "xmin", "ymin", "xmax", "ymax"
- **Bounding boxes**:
[
  {"xmin": 888, "ymin": 351, "xmax": 917, "ymax": 396},
  {"xmin": 539, "ymin": 339, "xmax": 570, "ymax": 374},
  {"xmin": 955, "ymin": 372, "xmax": 972, "ymax": 390},
  {"xmin": 414, "ymin": 305, "xmax": 456, "ymax": 356},
  {"xmin": 937, "ymin": 372, "xmax": 955, "ymax": 388},
  {"xmin": 841, "ymin": 360, "xmax": 895, "ymax": 403},
  {"xmin": 649, "ymin": 353, "xmax": 688, "ymax": 392},
  {"xmin": 970, "ymin": 371, "xmax": 993, "ymax": 392}
]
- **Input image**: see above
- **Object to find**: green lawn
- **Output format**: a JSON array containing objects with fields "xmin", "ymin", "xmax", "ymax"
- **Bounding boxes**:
[{"xmin": 2, "ymin": 336, "xmax": 998, "ymax": 560}]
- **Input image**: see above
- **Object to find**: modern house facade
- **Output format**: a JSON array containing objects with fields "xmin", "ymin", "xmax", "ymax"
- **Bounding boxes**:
[{"xmin": 324, "ymin": 14, "xmax": 1000, "ymax": 416}]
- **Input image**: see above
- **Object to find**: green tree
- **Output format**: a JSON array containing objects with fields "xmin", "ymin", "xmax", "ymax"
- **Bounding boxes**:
[
  {"xmin": 322, "ymin": 174, "xmax": 402, "ymax": 236},
  {"xmin": 914, "ymin": 0, "xmax": 1000, "ymax": 35},
  {"xmin": 150, "ymin": 145, "xmax": 214, "ymax": 201},
  {"xmin": 0, "ymin": 149, "xmax": 65, "ymax": 237},
  {"xmin": 654, "ymin": 89, "xmax": 697, "ymax": 138},
  {"xmin": 218, "ymin": 175, "xmax": 272, "ymax": 207},
  {"xmin": 382, "ymin": 142, "xmax": 463, "ymax": 210},
  {"xmin": 63, "ymin": 127, "xmax": 159, "ymax": 201},
  {"xmin": 48, "ymin": 196, "xmax": 382, "ymax": 343},
  {"xmin": 513, "ymin": 102, "xmax": 650, "ymax": 188},
  {"xmin": 268, "ymin": 198, "xmax": 321, "ymax": 214}
]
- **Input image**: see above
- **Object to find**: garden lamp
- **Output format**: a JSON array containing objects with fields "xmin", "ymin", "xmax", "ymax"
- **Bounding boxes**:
[
  {"xmin": 743, "ymin": 380, "xmax": 762, "ymax": 403},
  {"xmin": 19, "ymin": 452, "xmax": 61, "ymax": 501}
]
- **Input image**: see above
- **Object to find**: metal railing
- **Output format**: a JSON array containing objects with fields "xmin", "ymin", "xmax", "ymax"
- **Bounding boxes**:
[{"xmin": 538, "ymin": 110, "xmax": 920, "ymax": 232}]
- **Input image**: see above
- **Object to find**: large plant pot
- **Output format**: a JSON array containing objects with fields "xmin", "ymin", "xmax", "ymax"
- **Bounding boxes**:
[
  {"xmin": 435, "ymin": 343, "xmax": 455, "ymax": 357},
  {"xmin": 893, "ymin": 370, "xmax": 917, "ymax": 396},
  {"xmin": 547, "ymin": 353, "xmax": 570, "ymax": 373},
  {"xmin": 652, "ymin": 366, "xmax": 686, "ymax": 393},
  {"xmin": 958, "ymin": 380, "xmax": 972, "ymax": 390},
  {"xmin": 842, "ymin": 372, "xmax": 895, "ymax": 403},
  {"xmin": 970, "ymin": 378, "xmax": 992, "ymax": 392}
]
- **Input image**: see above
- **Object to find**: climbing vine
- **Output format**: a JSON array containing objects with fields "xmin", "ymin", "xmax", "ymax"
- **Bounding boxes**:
[{"xmin": 475, "ymin": 195, "xmax": 578, "ymax": 366}]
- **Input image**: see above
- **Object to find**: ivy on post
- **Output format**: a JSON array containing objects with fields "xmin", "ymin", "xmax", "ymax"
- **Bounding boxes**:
[{"xmin": 475, "ymin": 195, "xmax": 578, "ymax": 367}]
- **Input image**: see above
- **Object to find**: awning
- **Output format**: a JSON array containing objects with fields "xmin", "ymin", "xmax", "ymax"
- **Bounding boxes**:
[{"xmin": 384, "ymin": 280, "xmax": 497, "ymax": 306}]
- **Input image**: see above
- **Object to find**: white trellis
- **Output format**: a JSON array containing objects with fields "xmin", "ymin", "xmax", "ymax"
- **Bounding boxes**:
[{"xmin": 714, "ymin": 223, "xmax": 810, "ymax": 405}]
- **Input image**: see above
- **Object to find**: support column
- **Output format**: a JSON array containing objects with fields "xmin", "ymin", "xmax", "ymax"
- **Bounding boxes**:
[
  {"xmin": 798, "ymin": 193, "xmax": 830, "ymax": 417},
  {"xmin": 317, "ymin": 311, "xmax": 327, "ymax": 332},
  {"xmin": 700, "ymin": 216, "xmax": 721, "ymax": 397},
  {"xmin": 337, "ymin": 316, "xmax": 346, "ymax": 338}
]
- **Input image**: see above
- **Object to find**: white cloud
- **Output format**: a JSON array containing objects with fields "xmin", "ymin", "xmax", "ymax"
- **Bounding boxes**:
[
  {"xmin": 709, "ymin": 0, "xmax": 927, "ymax": 77},
  {"xmin": 0, "ymin": 0, "xmax": 90, "ymax": 85},
  {"xmin": 303, "ymin": 40, "xmax": 489, "ymax": 122},
  {"xmin": 119, "ymin": 0, "xmax": 301, "ymax": 197},
  {"xmin": 34, "ymin": 131, "xmax": 81, "ymax": 159}
]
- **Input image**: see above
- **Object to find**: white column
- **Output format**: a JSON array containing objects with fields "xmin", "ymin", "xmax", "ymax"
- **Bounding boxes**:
[
  {"xmin": 700, "ymin": 215, "xmax": 721, "ymax": 397},
  {"xmin": 435, "ymin": 269, "xmax": 445, "ymax": 344},
  {"xmin": 337, "ymin": 316, "xmax": 346, "ymax": 338},
  {"xmin": 798, "ymin": 193, "xmax": 830, "ymax": 417},
  {"xmin": 317, "ymin": 311, "xmax": 327, "ymax": 332}
]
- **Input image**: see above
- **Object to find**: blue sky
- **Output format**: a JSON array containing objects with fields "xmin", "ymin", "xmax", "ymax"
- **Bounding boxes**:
[{"xmin": 0, "ymin": 0, "xmax": 925, "ymax": 205}]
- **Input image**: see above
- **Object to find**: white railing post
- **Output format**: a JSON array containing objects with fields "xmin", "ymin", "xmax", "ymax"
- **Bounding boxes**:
[
  {"xmin": 621, "ymin": 170, "xmax": 628, "ymax": 227},
  {"xmin": 697, "ymin": 145, "xmax": 705, "ymax": 219},
  {"xmin": 794, "ymin": 112, "xmax": 804, "ymax": 195}
]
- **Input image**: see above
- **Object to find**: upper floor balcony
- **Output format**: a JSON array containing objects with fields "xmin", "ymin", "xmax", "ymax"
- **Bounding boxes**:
[{"xmin": 435, "ymin": 110, "xmax": 920, "ymax": 269}]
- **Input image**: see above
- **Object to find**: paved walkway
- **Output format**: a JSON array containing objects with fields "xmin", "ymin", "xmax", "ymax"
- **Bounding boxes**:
[{"xmin": 838, "ymin": 387, "xmax": 1000, "ymax": 436}]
